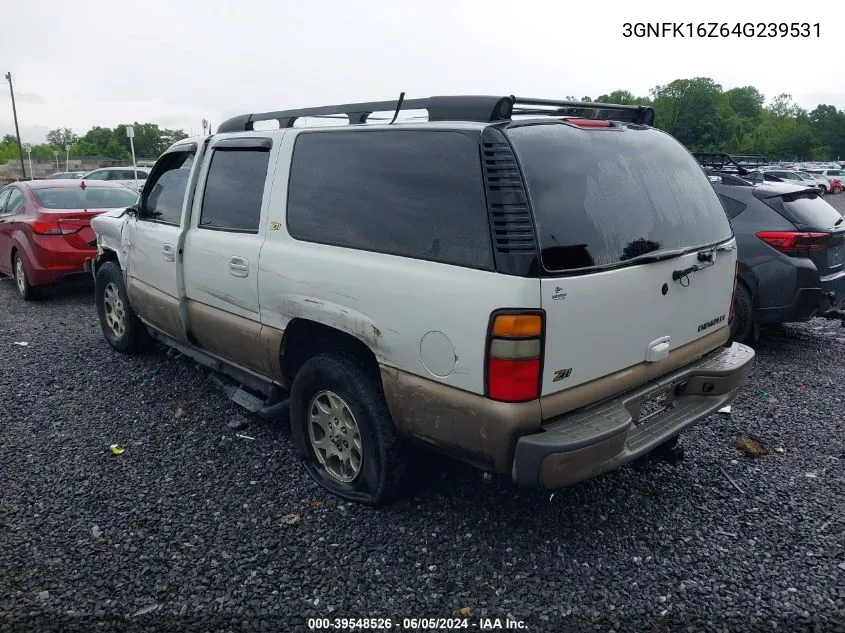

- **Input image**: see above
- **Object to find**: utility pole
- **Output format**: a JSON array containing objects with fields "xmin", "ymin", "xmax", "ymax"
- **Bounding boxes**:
[{"xmin": 4, "ymin": 72, "xmax": 27, "ymax": 180}]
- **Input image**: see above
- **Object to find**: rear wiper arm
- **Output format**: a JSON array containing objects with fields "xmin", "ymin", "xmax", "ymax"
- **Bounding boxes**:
[
  {"xmin": 624, "ymin": 248, "xmax": 687, "ymax": 265},
  {"xmin": 835, "ymin": 216, "xmax": 844, "ymax": 227}
]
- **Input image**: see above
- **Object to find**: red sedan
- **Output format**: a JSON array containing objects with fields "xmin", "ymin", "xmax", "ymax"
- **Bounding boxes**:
[{"xmin": 0, "ymin": 179, "xmax": 139, "ymax": 300}]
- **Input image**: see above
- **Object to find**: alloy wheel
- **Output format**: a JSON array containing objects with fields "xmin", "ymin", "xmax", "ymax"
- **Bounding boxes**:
[
  {"xmin": 102, "ymin": 282, "xmax": 126, "ymax": 338},
  {"xmin": 307, "ymin": 390, "xmax": 363, "ymax": 483}
]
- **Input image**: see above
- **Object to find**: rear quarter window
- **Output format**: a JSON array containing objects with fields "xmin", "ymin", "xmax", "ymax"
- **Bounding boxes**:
[{"xmin": 286, "ymin": 130, "xmax": 493, "ymax": 270}]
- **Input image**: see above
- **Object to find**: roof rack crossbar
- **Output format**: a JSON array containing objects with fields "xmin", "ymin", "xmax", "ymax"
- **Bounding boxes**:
[
  {"xmin": 693, "ymin": 152, "xmax": 767, "ymax": 176},
  {"xmin": 216, "ymin": 95, "xmax": 656, "ymax": 133}
]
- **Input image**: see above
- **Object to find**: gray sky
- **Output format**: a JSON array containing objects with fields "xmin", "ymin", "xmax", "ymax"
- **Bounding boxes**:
[{"xmin": 1, "ymin": 0, "xmax": 841, "ymax": 144}]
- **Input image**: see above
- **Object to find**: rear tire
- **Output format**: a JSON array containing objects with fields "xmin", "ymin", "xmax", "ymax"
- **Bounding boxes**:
[
  {"xmin": 818, "ymin": 186, "xmax": 826, "ymax": 196},
  {"xmin": 835, "ymin": 186, "xmax": 843, "ymax": 194},
  {"xmin": 12, "ymin": 252, "xmax": 39, "ymax": 301},
  {"xmin": 730, "ymin": 282, "xmax": 756, "ymax": 345},
  {"xmin": 289, "ymin": 352, "xmax": 406, "ymax": 505},
  {"xmin": 95, "ymin": 261, "xmax": 147, "ymax": 354}
]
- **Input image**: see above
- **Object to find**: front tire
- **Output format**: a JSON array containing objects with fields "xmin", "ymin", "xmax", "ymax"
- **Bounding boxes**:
[
  {"xmin": 834, "ymin": 186, "xmax": 843, "ymax": 195},
  {"xmin": 12, "ymin": 252, "xmax": 39, "ymax": 301},
  {"xmin": 289, "ymin": 353, "xmax": 406, "ymax": 505},
  {"xmin": 818, "ymin": 186, "xmax": 826, "ymax": 196},
  {"xmin": 95, "ymin": 261, "xmax": 147, "ymax": 354},
  {"xmin": 730, "ymin": 281, "xmax": 757, "ymax": 345}
]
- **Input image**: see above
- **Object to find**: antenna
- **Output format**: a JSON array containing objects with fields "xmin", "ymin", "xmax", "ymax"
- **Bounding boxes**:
[{"xmin": 389, "ymin": 92, "xmax": 406, "ymax": 125}]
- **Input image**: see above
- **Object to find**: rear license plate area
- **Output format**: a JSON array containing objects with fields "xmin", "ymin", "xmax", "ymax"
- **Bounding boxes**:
[
  {"xmin": 827, "ymin": 235, "xmax": 845, "ymax": 269},
  {"xmin": 635, "ymin": 389, "xmax": 673, "ymax": 425}
]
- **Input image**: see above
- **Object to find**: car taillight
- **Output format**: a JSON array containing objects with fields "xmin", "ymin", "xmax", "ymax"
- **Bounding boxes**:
[
  {"xmin": 729, "ymin": 261, "xmax": 738, "ymax": 324},
  {"xmin": 755, "ymin": 231, "xmax": 828, "ymax": 257},
  {"xmin": 29, "ymin": 220, "xmax": 80, "ymax": 235},
  {"xmin": 486, "ymin": 311, "xmax": 544, "ymax": 402}
]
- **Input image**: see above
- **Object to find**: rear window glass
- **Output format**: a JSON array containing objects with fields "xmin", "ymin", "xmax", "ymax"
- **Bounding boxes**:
[
  {"xmin": 507, "ymin": 124, "xmax": 733, "ymax": 272},
  {"xmin": 780, "ymin": 193, "xmax": 842, "ymax": 228},
  {"xmin": 33, "ymin": 186, "xmax": 139, "ymax": 210},
  {"xmin": 287, "ymin": 130, "xmax": 493, "ymax": 269}
]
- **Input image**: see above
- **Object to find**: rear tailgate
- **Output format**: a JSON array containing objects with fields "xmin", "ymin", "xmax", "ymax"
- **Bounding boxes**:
[{"xmin": 506, "ymin": 122, "xmax": 736, "ymax": 397}]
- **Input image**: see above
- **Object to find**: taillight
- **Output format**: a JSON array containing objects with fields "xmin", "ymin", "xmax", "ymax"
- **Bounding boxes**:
[
  {"xmin": 29, "ymin": 220, "xmax": 80, "ymax": 235},
  {"xmin": 729, "ymin": 261, "xmax": 738, "ymax": 324},
  {"xmin": 486, "ymin": 311, "xmax": 544, "ymax": 402},
  {"xmin": 755, "ymin": 231, "xmax": 828, "ymax": 257}
]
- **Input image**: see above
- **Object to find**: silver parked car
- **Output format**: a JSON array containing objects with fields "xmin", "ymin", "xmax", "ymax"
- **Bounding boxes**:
[{"xmin": 81, "ymin": 166, "xmax": 151, "ymax": 192}]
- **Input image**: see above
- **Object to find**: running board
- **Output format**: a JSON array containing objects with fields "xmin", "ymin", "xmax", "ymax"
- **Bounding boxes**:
[{"xmin": 209, "ymin": 374, "xmax": 289, "ymax": 415}]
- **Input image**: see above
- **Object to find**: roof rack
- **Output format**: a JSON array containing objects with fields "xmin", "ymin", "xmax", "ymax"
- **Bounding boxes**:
[
  {"xmin": 215, "ymin": 95, "xmax": 656, "ymax": 133},
  {"xmin": 693, "ymin": 152, "xmax": 767, "ymax": 176}
]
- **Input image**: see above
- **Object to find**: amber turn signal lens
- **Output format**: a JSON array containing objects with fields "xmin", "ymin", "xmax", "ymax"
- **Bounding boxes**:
[{"xmin": 491, "ymin": 314, "xmax": 543, "ymax": 337}]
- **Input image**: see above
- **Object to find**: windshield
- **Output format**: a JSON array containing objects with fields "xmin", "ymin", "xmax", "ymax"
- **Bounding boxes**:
[
  {"xmin": 33, "ymin": 186, "xmax": 139, "ymax": 210},
  {"xmin": 507, "ymin": 123, "xmax": 733, "ymax": 272}
]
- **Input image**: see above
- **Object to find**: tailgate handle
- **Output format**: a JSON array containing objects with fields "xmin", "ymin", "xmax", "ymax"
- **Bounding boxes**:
[{"xmin": 645, "ymin": 336, "xmax": 671, "ymax": 363}]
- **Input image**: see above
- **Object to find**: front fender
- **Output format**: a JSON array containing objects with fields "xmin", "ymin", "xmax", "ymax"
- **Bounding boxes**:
[{"xmin": 91, "ymin": 211, "xmax": 131, "ymax": 273}]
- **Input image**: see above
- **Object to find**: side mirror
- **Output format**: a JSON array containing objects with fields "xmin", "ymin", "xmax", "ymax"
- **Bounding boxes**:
[{"xmin": 125, "ymin": 204, "xmax": 140, "ymax": 218}]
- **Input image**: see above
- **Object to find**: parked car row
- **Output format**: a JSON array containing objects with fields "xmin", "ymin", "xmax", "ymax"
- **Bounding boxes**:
[
  {"xmin": 46, "ymin": 166, "xmax": 151, "ymax": 192},
  {"xmin": 697, "ymin": 154, "xmax": 845, "ymax": 196},
  {"xmin": 3, "ymin": 97, "xmax": 757, "ymax": 506}
]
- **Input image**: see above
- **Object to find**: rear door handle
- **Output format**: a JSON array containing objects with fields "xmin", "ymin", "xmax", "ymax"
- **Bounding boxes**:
[
  {"xmin": 162, "ymin": 244, "xmax": 175, "ymax": 262},
  {"xmin": 229, "ymin": 256, "xmax": 249, "ymax": 277}
]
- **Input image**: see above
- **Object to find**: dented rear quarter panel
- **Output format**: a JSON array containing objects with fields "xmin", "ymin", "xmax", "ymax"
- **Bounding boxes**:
[{"xmin": 257, "ymin": 128, "xmax": 541, "ymax": 396}]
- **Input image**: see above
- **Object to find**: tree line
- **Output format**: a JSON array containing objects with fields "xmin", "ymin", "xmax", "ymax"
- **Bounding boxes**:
[
  {"xmin": 3, "ymin": 78, "xmax": 845, "ymax": 167},
  {"xmin": 0, "ymin": 123, "xmax": 188, "ymax": 165},
  {"xmin": 588, "ymin": 77, "xmax": 844, "ymax": 160}
]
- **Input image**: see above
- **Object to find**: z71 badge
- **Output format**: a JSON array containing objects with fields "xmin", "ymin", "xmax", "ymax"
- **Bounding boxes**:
[{"xmin": 553, "ymin": 368, "xmax": 573, "ymax": 382}]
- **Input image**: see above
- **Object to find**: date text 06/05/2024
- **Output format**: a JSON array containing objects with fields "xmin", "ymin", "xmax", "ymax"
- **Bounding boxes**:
[
  {"xmin": 307, "ymin": 617, "xmax": 528, "ymax": 630},
  {"xmin": 623, "ymin": 22, "xmax": 820, "ymax": 38}
]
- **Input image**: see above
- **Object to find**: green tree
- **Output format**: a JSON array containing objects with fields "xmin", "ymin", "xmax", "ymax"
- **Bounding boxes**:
[
  {"xmin": 46, "ymin": 128, "xmax": 78, "ymax": 147},
  {"xmin": 650, "ymin": 78, "xmax": 724, "ymax": 149}
]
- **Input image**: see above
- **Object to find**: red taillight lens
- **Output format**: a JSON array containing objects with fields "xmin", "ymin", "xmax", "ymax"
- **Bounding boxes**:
[
  {"xmin": 729, "ymin": 262, "xmax": 738, "ymax": 324},
  {"xmin": 486, "ymin": 310, "xmax": 544, "ymax": 403},
  {"xmin": 755, "ymin": 231, "xmax": 828, "ymax": 256},
  {"xmin": 487, "ymin": 358, "xmax": 541, "ymax": 402},
  {"xmin": 30, "ymin": 220, "xmax": 62, "ymax": 235},
  {"xmin": 29, "ymin": 220, "xmax": 80, "ymax": 235}
]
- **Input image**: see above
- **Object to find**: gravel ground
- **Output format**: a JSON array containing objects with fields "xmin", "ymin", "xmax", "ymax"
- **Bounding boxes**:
[{"xmin": 2, "ymin": 210, "xmax": 845, "ymax": 631}]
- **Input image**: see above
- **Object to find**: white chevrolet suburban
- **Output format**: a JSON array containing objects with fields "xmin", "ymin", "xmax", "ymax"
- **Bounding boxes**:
[{"xmin": 88, "ymin": 95, "xmax": 755, "ymax": 505}]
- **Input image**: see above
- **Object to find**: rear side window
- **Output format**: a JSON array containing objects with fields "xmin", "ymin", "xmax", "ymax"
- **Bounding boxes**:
[
  {"xmin": 286, "ymin": 130, "xmax": 493, "ymax": 269},
  {"xmin": 507, "ymin": 124, "xmax": 733, "ymax": 272},
  {"xmin": 199, "ymin": 149, "xmax": 269, "ymax": 233},
  {"xmin": 717, "ymin": 194, "xmax": 747, "ymax": 219}
]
